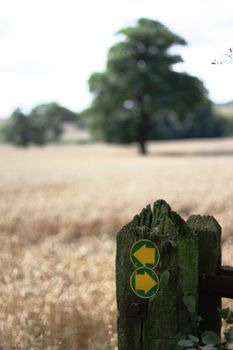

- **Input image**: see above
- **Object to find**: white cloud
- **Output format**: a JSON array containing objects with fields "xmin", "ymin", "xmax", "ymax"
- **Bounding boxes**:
[{"xmin": 0, "ymin": 0, "xmax": 232, "ymax": 117}]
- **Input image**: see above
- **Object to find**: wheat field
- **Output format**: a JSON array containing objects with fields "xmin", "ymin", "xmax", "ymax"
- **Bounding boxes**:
[{"xmin": 0, "ymin": 139, "xmax": 233, "ymax": 349}]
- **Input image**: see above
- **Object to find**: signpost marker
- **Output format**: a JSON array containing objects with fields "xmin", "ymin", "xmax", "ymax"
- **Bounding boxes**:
[
  {"xmin": 130, "ymin": 239, "xmax": 160, "ymax": 269},
  {"xmin": 116, "ymin": 200, "xmax": 199, "ymax": 350},
  {"xmin": 130, "ymin": 267, "xmax": 159, "ymax": 299},
  {"xmin": 116, "ymin": 199, "xmax": 230, "ymax": 350}
]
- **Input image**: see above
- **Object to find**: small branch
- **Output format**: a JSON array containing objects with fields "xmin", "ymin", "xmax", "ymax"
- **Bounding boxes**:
[{"xmin": 212, "ymin": 47, "xmax": 233, "ymax": 64}]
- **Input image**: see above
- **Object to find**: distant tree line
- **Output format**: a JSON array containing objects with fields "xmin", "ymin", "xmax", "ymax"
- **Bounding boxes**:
[
  {"xmin": 1, "ymin": 101, "xmax": 232, "ymax": 149},
  {"xmin": 0, "ymin": 103, "xmax": 80, "ymax": 146},
  {"xmin": 1, "ymin": 100, "xmax": 232, "ymax": 148},
  {"xmin": 147, "ymin": 103, "xmax": 232, "ymax": 140}
]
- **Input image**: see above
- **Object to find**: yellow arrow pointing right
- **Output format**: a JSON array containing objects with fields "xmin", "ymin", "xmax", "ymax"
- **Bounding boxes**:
[
  {"xmin": 134, "ymin": 244, "xmax": 155, "ymax": 265},
  {"xmin": 135, "ymin": 271, "xmax": 157, "ymax": 293}
]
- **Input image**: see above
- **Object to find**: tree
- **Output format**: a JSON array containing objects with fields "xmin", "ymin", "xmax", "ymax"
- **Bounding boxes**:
[
  {"xmin": 1, "ymin": 109, "xmax": 31, "ymax": 146},
  {"xmin": 29, "ymin": 103, "xmax": 77, "ymax": 144},
  {"xmin": 1, "ymin": 103, "xmax": 78, "ymax": 147},
  {"xmin": 87, "ymin": 18, "xmax": 208, "ymax": 154},
  {"xmin": 212, "ymin": 47, "xmax": 233, "ymax": 64},
  {"xmin": 180, "ymin": 103, "xmax": 225, "ymax": 138}
]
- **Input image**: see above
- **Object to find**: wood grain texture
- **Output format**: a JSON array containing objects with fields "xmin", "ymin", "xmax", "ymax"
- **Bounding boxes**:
[
  {"xmin": 116, "ymin": 200, "xmax": 199, "ymax": 350},
  {"xmin": 187, "ymin": 215, "xmax": 222, "ymax": 335}
]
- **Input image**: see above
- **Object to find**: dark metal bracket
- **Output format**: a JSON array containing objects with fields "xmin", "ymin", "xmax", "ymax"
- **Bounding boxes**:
[
  {"xmin": 199, "ymin": 266, "xmax": 233, "ymax": 299},
  {"xmin": 127, "ymin": 266, "xmax": 233, "ymax": 322},
  {"xmin": 127, "ymin": 294, "xmax": 149, "ymax": 320}
]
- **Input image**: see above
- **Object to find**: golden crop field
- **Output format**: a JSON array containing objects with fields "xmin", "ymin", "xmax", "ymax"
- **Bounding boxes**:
[{"xmin": 0, "ymin": 139, "xmax": 233, "ymax": 349}]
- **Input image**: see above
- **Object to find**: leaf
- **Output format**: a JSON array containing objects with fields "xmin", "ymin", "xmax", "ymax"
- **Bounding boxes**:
[
  {"xmin": 178, "ymin": 339, "xmax": 194, "ymax": 347},
  {"xmin": 187, "ymin": 334, "xmax": 199, "ymax": 343},
  {"xmin": 219, "ymin": 307, "xmax": 233, "ymax": 324},
  {"xmin": 224, "ymin": 326, "xmax": 233, "ymax": 344},
  {"xmin": 183, "ymin": 293, "xmax": 196, "ymax": 314},
  {"xmin": 160, "ymin": 270, "xmax": 170, "ymax": 289},
  {"xmin": 219, "ymin": 307, "xmax": 231, "ymax": 320},
  {"xmin": 172, "ymin": 332, "xmax": 186, "ymax": 343},
  {"xmin": 172, "ymin": 333, "xmax": 186, "ymax": 349},
  {"xmin": 202, "ymin": 331, "xmax": 221, "ymax": 345}
]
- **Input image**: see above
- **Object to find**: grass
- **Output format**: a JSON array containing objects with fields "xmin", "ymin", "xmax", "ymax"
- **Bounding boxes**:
[{"xmin": 0, "ymin": 139, "xmax": 233, "ymax": 349}]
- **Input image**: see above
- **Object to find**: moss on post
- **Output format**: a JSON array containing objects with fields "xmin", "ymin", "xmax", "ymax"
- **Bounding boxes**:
[
  {"xmin": 187, "ymin": 215, "xmax": 222, "ymax": 335},
  {"xmin": 143, "ymin": 201, "xmax": 198, "ymax": 349},
  {"xmin": 116, "ymin": 200, "xmax": 199, "ymax": 350},
  {"xmin": 116, "ymin": 213, "xmax": 141, "ymax": 350}
]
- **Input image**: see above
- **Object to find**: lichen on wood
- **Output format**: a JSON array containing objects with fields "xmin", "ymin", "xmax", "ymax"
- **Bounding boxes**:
[
  {"xmin": 187, "ymin": 215, "xmax": 222, "ymax": 334},
  {"xmin": 116, "ymin": 199, "xmax": 199, "ymax": 350}
]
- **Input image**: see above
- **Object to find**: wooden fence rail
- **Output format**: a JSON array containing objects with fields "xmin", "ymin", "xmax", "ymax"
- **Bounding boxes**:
[{"xmin": 116, "ymin": 199, "xmax": 233, "ymax": 350}]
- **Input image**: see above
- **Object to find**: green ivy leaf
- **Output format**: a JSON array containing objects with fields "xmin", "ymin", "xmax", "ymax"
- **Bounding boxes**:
[
  {"xmin": 224, "ymin": 325, "xmax": 233, "ymax": 344},
  {"xmin": 187, "ymin": 334, "xmax": 199, "ymax": 343},
  {"xmin": 172, "ymin": 333, "xmax": 186, "ymax": 350},
  {"xmin": 219, "ymin": 307, "xmax": 231, "ymax": 319},
  {"xmin": 160, "ymin": 270, "xmax": 170, "ymax": 289},
  {"xmin": 178, "ymin": 339, "xmax": 194, "ymax": 347},
  {"xmin": 219, "ymin": 307, "xmax": 233, "ymax": 324},
  {"xmin": 202, "ymin": 331, "xmax": 221, "ymax": 345}
]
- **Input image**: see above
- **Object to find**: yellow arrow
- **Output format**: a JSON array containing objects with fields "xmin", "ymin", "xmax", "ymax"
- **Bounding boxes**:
[
  {"xmin": 134, "ymin": 244, "xmax": 155, "ymax": 265},
  {"xmin": 135, "ymin": 271, "xmax": 157, "ymax": 293}
]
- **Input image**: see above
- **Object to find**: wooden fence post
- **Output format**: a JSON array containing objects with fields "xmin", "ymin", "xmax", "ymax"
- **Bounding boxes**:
[
  {"xmin": 187, "ymin": 215, "xmax": 222, "ymax": 334},
  {"xmin": 116, "ymin": 200, "xmax": 199, "ymax": 350}
]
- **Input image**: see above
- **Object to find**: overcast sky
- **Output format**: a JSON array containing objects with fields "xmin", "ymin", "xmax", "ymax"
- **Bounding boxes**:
[{"xmin": 0, "ymin": 0, "xmax": 232, "ymax": 118}]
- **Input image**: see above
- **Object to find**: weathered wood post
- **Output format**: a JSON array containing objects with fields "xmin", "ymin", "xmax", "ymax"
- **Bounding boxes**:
[
  {"xmin": 116, "ymin": 200, "xmax": 199, "ymax": 350},
  {"xmin": 187, "ymin": 215, "xmax": 222, "ymax": 334}
]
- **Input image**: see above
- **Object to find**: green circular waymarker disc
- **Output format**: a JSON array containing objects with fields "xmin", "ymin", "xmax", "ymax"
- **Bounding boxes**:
[
  {"xmin": 130, "ymin": 239, "xmax": 160, "ymax": 269},
  {"xmin": 130, "ymin": 267, "xmax": 159, "ymax": 299}
]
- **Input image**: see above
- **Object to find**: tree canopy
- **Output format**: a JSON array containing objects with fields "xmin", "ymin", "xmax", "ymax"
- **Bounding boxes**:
[
  {"xmin": 29, "ymin": 103, "xmax": 77, "ymax": 144},
  {"xmin": 1, "ymin": 103, "xmax": 78, "ymax": 146},
  {"xmin": 87, "ymin": 18, "xmax": 208, "ymax": 154},
  {"xmin": 1, "ymin": 109, "xmax": 31, "ymax": 146}
]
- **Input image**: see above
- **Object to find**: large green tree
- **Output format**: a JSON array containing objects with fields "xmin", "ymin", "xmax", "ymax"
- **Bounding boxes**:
[{"xmin": 87, "ymin": 18, "xmax": 208, "ymax": 154}]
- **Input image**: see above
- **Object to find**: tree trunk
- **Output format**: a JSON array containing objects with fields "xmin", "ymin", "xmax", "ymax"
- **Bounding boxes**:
[
  {"xmin": 138, "ymin": 139, "xmax": 147, "ymax": 155},
  {"xmin": 137, "ymin": 94, "xmax": 149, "ymax": 156}
]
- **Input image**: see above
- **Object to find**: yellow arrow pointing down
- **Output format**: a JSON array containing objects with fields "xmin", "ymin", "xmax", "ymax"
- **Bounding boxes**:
[
  {"xmin": 135, "ymin": 271, "xmax": 157, "ymax": 293},
  {"xmin": 134, "ymin": 244, "xmax": 155, "ymax": 265}
]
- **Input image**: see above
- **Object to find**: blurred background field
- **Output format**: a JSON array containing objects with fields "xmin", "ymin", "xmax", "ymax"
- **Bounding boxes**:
[{"xmin": 0, "ymin": 139, "xmax": 233, "ymax": 349}]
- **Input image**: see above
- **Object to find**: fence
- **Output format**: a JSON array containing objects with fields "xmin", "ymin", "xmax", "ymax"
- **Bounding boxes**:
[{"xmin": 116, "ymin": 199, "xmax": 233, "ymax": 350}]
